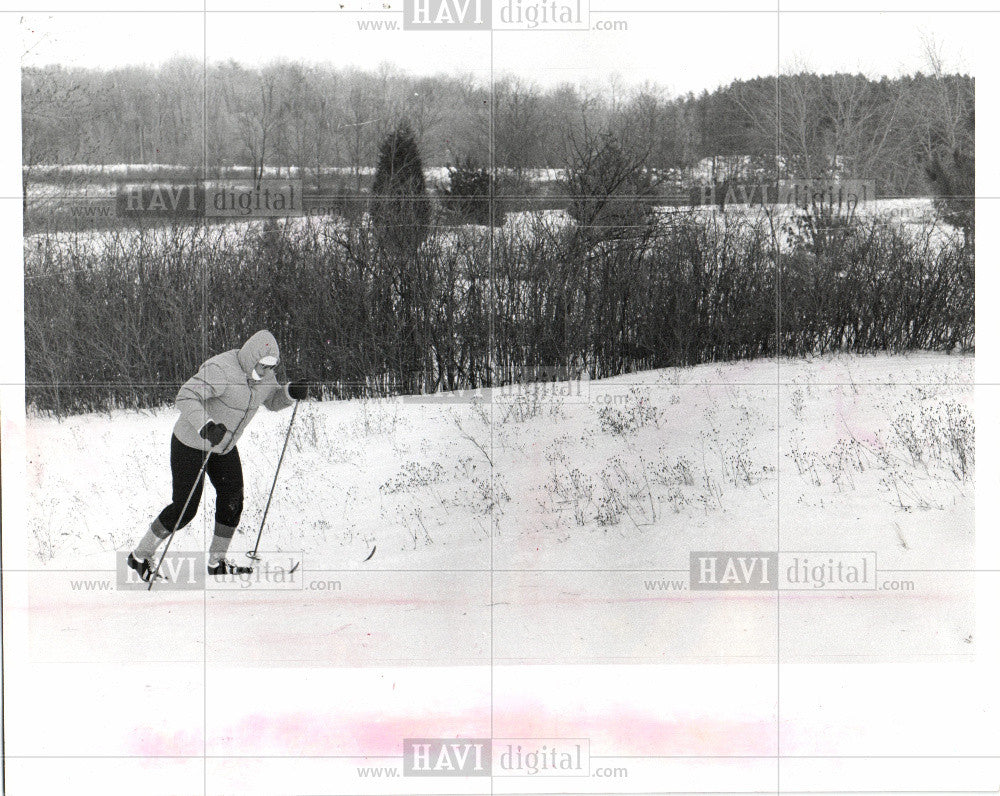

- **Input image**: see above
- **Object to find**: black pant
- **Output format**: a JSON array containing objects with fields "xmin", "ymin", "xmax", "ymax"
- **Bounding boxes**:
[{"xmin": 156, "ymin": 434, "xmax": 244, "ymax": 531}]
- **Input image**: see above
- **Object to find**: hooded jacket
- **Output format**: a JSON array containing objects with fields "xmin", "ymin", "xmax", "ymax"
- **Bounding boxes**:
[{"xmin": 172, "ymin": 330, "xmax": 295, "ymax": 454}]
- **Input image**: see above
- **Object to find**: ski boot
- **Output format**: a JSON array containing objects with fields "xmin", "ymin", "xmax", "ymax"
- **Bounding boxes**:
[
  {"xmin": 207, "ymin": 558, "xmax": 254, "ymax": 576},
  {"xmin": 127, "ymin": 552, "xmax": 163, "ymax": 583}
]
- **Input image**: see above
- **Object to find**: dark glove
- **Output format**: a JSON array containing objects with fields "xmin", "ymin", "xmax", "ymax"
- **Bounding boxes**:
[
  {"xmin": 287, "ymin": 381, "xmax": 309, "ymax": 400},
  {"xmin": 199, "ymin": 421, "xmax": 228, "ymax": 446}
]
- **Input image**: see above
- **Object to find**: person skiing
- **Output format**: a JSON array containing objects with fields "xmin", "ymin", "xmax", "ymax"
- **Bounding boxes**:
[{"xmin": 127, "ymin": 330, "xmax": 309, "ymax": 581}]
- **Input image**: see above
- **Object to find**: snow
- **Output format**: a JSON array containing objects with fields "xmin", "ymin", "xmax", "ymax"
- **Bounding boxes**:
[
  {"xmin": 23, "ymin": 352, "xmax": 974, "ymax": 633},
  {"xmin": 26, "ymin": 163, "xmax": 195, "ymax": 176},
  {"xmin": 8, "ymin": 352, "xmax": 980, "ymax": 789},
  {"xmin": 24, "ymin": 196, "xmax": 952, "ymax": 264}
]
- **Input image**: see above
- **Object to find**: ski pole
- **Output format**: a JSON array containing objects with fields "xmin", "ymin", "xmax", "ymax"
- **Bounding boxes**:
[
  {"xmin": 148, "ymin": 450, "xmax": 212, "ymax": 591},
  {"xmin": 247, "ymin": 399, "xmax": 300, "ymax": 562}
]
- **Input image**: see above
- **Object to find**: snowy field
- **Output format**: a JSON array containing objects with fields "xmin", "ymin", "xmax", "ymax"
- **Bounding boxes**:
[
  {"xmin": 4, "ymin": 351, "xmax": 981, "ymax": 794},
  {"xmin": 21, "ymin": 352, "xmax": 974, "ymax": 664},
  {"xmin": 23, "ymin": 196, "xmax": 955, "ymax": 274}
]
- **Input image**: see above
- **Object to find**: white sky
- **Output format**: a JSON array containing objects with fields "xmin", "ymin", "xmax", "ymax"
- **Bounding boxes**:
[{"xmin": 20, "ymin": 9, "xmax": 980, "ymax": 95}]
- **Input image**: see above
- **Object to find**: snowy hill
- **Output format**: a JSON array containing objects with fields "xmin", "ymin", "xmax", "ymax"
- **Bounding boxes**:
[{"xmin": 26, "ymin": 352, "xmax": 973, "ymax": 577}]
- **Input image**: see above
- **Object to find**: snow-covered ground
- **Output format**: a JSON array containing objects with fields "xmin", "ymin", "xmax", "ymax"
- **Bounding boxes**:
[
  {"xmin": 24, "ymin": 196, "xmax": 954, "ymax": 273},
  {"xmin": 5, "ymin": 352, "xmax": 981, "ymax": 793},
  {"xmin": 22, "ymin": 352, "xmax": 974, "ymax": 662}
]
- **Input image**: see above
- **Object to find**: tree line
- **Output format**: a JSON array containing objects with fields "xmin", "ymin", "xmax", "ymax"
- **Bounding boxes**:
[{"xmin": 23, "ymin": 57, "xmax": 973, "ymax": 199}]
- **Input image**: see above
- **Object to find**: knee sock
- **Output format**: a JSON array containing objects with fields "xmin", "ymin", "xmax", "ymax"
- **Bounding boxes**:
[
  {"xmin": 133, "ymin": 519, "xmax": 171, "ymax": 561},
  {"xmin": 208, "ymin": 522, "xmax": 238, "ymax": 565}
]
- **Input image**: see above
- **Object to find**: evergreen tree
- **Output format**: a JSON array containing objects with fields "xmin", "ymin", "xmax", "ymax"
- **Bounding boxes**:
[
  {"xmin": 370, "ymin": 121, "xmax": 431, "ymax": 255},
  {"xmin": 441, "ymin": 157, "xmax": 502, "ymax": 226},
  {"xmin": 924, "ymin": 106, "xmax": 975, "ymax": 248}
]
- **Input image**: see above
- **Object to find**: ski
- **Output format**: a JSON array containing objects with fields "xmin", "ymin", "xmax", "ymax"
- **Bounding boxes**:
[{"xmin": 244, "ymin": 551, "xmax": 300, "ymax": 570}]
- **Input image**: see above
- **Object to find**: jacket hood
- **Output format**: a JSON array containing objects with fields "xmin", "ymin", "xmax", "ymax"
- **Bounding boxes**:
[{"xmin": 237, "ymin": 330, "xmax": 280, "ymax": 376}]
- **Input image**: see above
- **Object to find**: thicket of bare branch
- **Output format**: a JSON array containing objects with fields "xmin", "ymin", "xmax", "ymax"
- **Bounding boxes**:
[{"xmin": 25, "ymin": 211, "xmax": 972, "ymax": 415}]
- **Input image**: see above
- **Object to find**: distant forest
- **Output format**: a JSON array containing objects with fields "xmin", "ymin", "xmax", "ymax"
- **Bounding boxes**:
[{"xmin": 23, "ymin": 59, "xmax": 973, "ymax": 198}]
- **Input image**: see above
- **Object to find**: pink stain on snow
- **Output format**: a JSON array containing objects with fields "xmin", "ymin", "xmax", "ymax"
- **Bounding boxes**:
[
  {"xmin": 833, "ymin": 391, "xmax": 882, "ymax": 447},
  {"xmin": 130, "ymin": 728, "xmax": 202, "ymax": 756},
  {"xmin": 208, "ymin": 708, "xmax": 490, "ymax": 756},
  {"xmin": 200, "ymin": 703, "xmax": 774, "ymax": 757},
  {"xmin": 493, "ymin": 701, "xmax": 775, "ymax": 756}
]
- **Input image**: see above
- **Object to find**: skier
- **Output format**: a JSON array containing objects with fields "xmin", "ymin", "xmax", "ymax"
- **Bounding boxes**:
[{"xmin": 127, "ymin": 330, "xmax": 309, "ymax": 581}]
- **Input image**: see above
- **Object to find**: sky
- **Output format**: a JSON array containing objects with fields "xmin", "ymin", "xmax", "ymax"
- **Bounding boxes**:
[{"xmin": 20, "ymin": 8, "xmax": 979, "ymax": 96}]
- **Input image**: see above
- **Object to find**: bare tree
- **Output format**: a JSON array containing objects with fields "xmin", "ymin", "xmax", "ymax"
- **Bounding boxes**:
[
  {"xmin": 306, "ymin": 70, "xmax": 342, "ymax": 191},
  {"xmin": 21, "ymin": 65, "xmax": 100, "ymax": 226},
  {"xmin": 272, "ymin": 62, "xmax": 313, "ymax": 180},
  {"xmin": 231, "ymin": 65, "xmax": 279, "ymax": 185},
  {"xmin": 405, "ymin": 76, "xmax": 446, "ymax": 155},
  {"xmin": 907, "ymin": 37, "xmax": 975, "ymax": 243},
  {"xmin": 562, "ymin": 102, "xmax": 657, "ymax": 242},
  {"xmin": 341, "ymin": 74, "xmax": 381, "ymax": 192},
  {"xmin": 494, "ymin": 76, "xmax": 546, "ymax": 174},
  {"xmin": 446, "ymin": 72, "xmax": 490, "ymax": 164},
  {"xmin": 732, "ymin": 66, "xmax": 904, "ymax": 187}
]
